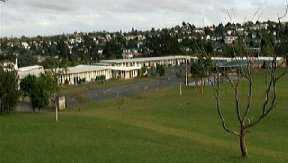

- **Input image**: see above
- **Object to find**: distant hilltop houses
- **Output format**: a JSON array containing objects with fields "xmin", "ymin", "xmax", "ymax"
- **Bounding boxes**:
[{"xmin": 1, "ymin": 21, "xmax": 288, "ymax": 69}]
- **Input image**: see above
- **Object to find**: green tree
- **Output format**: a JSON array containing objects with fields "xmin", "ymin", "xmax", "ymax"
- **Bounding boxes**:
[
  {"xmin": 144, "ymin": 29, "xmax": 181, "ymax": 56},
  {"xmin": 103, "ymin": 36, "xmax": 125, "ymax": 59},
  {"xmin": 30, "ymin": 81, "xmax": 49, "ymax": 111},
  {"xmin": 276, "ymin": 24, "xmax": 288, "ymax": 64},
  {"xmin": 20, "ymin": 73, "xmax": 58, "ymax": 112},
  {"xmin": 18, "ymin": 53, "xmax": 38, "ymax": 67},
  {"xmin": 260, "ymin": 32, "xmax": 275, "ymax": 57},
  {"xmin": 191, "ymin": 56, "xmax": 214, "ymax": 95},
  {"xmin": 0, "ymin": 65, "xmax": 20, "ymax": 113},
  {"xmin": 20, "ymin": 75, "xmax": 37, "ymax": 97},
  {"xmin": 156, "ymin": 64, "xmax": 165, "ymax": 77}
]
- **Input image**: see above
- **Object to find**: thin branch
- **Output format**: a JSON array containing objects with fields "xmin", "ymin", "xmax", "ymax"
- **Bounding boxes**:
[
  {"xmin": 223, "ymin": 73, "xmax": 235, "ymax": 88},
  {"xmin": 233, "ymin": 73, "xmax": 242, "ymax": 123},
  {"xmin": 213, "ymin": 74, "xmax": 240, "ymax": 136},
  {"xmin": 276, "ymin": 66, "xmax": 287, "ymax": 81},
  {"xmin": 245, "ymin": 57, "xmax": 278, "ymax": 129},
  {"xmin": 251, "ymin": 7, "xmax": 262, "ymax": 22},
  {"xmin": 243, "ymin": 63, "xmax": 253, "ymax": 122},
  {"xmin": 278, "ymin": 0, "xmax": 288, "ymax": 23}
]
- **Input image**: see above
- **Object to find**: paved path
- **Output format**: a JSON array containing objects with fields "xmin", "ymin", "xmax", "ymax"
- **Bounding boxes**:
[
  {"xmin": 85, "ymin": 75, "xmax": 218, "ymax": 102},
  {"xmin": 87, "ymin": 67, "xmax": 183, "ymax": 101},
  {"xmin": 86, "ymin": 76, "xmax": 179, "ymax": 101},
  {"xmin": 67, "ymin": 67, "xmax": 223, "ymax": 107},
  {"xmin": 65, "ymin": 68, "xmax": 183, "ymax": 107}
]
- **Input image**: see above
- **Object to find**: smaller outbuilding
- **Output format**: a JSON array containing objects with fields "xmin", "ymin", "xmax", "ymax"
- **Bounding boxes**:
[
  {"xmin": 110, "ymin": 66, "xmax": 141, "ymax": 80},
  {"xmin": 54, "ymin": 65, "xmax": 112, "ymax": 85},
  {"xmin": 18, "ymin": 65, "xmax": 45, "ymax": 80},
  {"xmin": 53, "ymin": 65, "xmax": 142, "ymax": 85}
]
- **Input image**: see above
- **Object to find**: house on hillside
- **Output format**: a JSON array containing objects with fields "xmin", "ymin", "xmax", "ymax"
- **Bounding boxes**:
[{"xmin": 224, "ymin": 35, "xmax": 238, "ymax": 45}]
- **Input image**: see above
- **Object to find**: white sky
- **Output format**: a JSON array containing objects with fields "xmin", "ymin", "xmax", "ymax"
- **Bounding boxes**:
[{"xmin": 0, "ymin": 0, "xmax": 287, "ymax": 37}]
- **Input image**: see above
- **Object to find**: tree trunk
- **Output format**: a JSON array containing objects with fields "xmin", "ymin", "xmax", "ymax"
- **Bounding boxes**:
[
  {"xmin": 0, "ymin": 100, "xmax": 2, "ymax": 113},
  {"xmin": 201, "ymin": 77, "xmax": 204, "ymax": 96},
  {"xmin": 240, "ymin": 128, "xmax": 248, "ymax": 158}
]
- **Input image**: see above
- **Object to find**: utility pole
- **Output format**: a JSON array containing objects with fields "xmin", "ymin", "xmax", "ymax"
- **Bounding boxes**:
[
  {"xmin": 56, "ymin": 104, "xmax": 58, "ymax": 122},
  {"xmin": 185, "ymin": 57, "xmax": 188, "ymax": 86},
  {"xmin": 179, "ymin": 82, "xmax": 182, "ymax": 96},
  {"xmin": 55, "ymin": 95, "xmax": 58, "ymax": 122}
]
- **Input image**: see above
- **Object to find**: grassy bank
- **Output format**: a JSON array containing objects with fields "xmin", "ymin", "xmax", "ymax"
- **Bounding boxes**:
[{"xmin": 0, "ymin": 72, "xmax": 287, "ymax": 163}]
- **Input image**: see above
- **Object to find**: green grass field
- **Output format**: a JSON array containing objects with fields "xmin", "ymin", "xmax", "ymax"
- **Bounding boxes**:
[{"xmin": 0, "ymin": 72, "xmax": 287, "ymax": 163}]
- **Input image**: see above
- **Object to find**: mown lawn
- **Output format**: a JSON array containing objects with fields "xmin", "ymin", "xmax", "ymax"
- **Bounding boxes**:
[{"xmin": 0, "ymin": 71, "xmax": 287, "ymax": 163}]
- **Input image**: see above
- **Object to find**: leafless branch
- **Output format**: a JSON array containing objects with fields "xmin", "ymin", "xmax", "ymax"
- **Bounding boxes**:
[
  {"xmin": 233, "ymin": 78, "xmax": 242, "ymax": 123},
  {"xmin": 278, "ymin": 0, "xmax": 288, "ymax": 22},
  {"xmin": 245, "ymin": 57, "xmax": 278, "ymax": 129},
  {"xmin": 251, "ymin": 7, "xmax": 262, "ymax": 22},
  {"xmin": 213, "ymin": 74, "xmax": 240, "ymax": 136},
  {"xmin": 243, "ymin": 63, "xmax": 253, "ymax": 122}
]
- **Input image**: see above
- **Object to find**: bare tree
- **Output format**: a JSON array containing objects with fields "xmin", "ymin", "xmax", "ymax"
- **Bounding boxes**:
[
  {"xmin": 213, "ymin": 58, "xmax": 285, "ymax": 157},
  {"xmin": 212, "ymin": 4, "xmax": 288, "ymax": 158}
]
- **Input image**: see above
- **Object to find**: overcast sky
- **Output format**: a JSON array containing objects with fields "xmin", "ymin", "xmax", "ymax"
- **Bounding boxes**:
[{"xmin": 0, "ymin": 0, "xmax": 287, "ymax": 37}]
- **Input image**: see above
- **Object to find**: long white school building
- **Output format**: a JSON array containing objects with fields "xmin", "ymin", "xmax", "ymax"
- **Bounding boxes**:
[
  {"xmin": 101, "ymin": 56, "xmax": 190, "ymax": 67},
  {"xmin": 55, "ymin": 65, "xmax": 141, "ymax": 85},
  {"xmin": 51, "ymin": 56, "xmax": 191, "ymax": 85},
  {"xmin": 13, "ymin": 56, "xmax": 285, "ymax": 86}
]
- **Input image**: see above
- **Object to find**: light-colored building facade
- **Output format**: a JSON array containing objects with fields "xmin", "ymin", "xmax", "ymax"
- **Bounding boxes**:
[
  {"xmin": 54, "ymin": 65, "xmax": 141, "ymax": 85},
  {"xmin": 110, "ymin": 66, "xmax": 141, "ymax": 80},
  {"xmin": 101, "ymin": 56, "xmax": 190, "ymax": 68},
  {"xmin": 18, "ymin": 65, "xmax": 45, "ymax": 80},
  {"xmin": 55, "ymin": 65, "xmax": 112, "ymax": 85}
]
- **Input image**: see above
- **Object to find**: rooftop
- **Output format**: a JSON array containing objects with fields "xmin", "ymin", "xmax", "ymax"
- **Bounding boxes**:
[
  {"xmin": 101, "ymin": 56, "xmax": 190, "ymax": 63},
  {"xmin": 60, "ymin": 65, "xmax": 109, "ymax": 74},
  {"xmin": 18, "ymin": 65, "xmax": 43, "ymax": 72},
  {"xmin": 109, "ymin": 66, "xmax": 141, "ymax": 71},
  {"xmin": 101, "ymin": 56, "xmax": 283, "ymax": 64}
]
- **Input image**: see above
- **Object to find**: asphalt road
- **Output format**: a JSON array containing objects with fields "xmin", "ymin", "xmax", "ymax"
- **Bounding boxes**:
[
  {"xmin": 85, "ymin": 68, "xmax": 182, "ymax": 102},
  {"xmin": 67, "ymin": 66, "xmax": 218, "ymax": 106}
]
